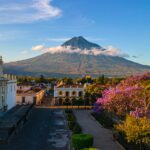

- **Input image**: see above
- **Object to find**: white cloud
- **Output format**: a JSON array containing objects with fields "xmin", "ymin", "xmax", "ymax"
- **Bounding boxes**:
[
  {"xmin": 0, "ymin": 0, "xmax": 62, "ymax": 24},
  {"xmin": 31, "ymin": 45, "xmax": 129, "ymax": 58},
  {"xmin": 32, "ymin": 45, "xmax": 46, "ymax": 51}
]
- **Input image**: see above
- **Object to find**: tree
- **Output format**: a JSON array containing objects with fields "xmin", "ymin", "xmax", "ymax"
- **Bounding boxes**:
[
  {"xmin": 96, "ymin": 73, "xmax": 150, "ymax": 117},
  {"xmin": 86, "ymin": 84, "xmax": 105, "ymax": 103},
  {"xmin": 61, "ymin": 77, "xmax": 73, "ymax": 85},
  {"xmin": 96, "ymin": 75, "xmax": 105, "ymax": 84},
  {"xmin": 116, "ymin": 115, "xmax": 150, "ymax": 149}
]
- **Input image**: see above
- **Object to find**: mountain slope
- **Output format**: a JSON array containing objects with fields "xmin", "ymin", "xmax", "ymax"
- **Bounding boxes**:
[{"xmin": 4, "ymin": 37, "xmax": 150, "ymax": 77}]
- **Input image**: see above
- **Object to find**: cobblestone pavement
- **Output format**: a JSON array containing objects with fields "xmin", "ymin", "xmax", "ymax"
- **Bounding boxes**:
[
  {"xmin": 74, "ymin": 110, "xmax": 122, "ymax": 150},
  {"xmin": 0, "ymin": 108, "xmax": 69, "ymax": 150}
]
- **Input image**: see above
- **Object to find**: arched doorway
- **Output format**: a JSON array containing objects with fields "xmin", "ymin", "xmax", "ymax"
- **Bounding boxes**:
[
  {"xmin": 72, "ymin": 91, "xmax": 76, "ymax": 97},
  {"xmin": 59, "ymin": 98, "xmax": 63, "ymax": 105},
  {"xmin": 78, "ymin": 91, "xmax": 83, "ymax": 97},
  {"xmin": 65, "ymin": 91, "xmax": 70, "ymax": 97}
]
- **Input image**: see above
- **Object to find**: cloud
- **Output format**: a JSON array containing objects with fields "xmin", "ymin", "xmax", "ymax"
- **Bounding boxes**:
[
  {"xmin": 31, "ymin": 45, "xmax": 129, "ymax": 58},
  {"xmin": 32, "ymin": 45, "xmax": 46, "ymax": 51},
  {"xmin": 0, "ymin": 0, "xmax": 62, "ymax": 24},
  {"xmin": 20, "ymin": 50, "xmax": 29, "ymax": 54}
]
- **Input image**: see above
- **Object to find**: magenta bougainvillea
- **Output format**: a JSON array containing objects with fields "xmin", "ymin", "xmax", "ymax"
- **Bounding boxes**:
[{"xmin": 96, "ymin": 73, "xmax": 150, "ymax": 118}]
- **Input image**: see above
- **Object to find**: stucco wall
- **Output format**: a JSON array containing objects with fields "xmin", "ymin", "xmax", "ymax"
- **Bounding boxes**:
[
  {"xmin": 17, "ymin": 90, "xmax": 45, "ymax": 105},
  {"xmin": 6, "ymin": 80, "xmax": 17, "ymax": 110}
]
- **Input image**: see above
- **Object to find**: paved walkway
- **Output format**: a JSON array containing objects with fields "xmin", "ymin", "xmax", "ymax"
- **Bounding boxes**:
[{"xmin": 74, "ymin": 110, "xmax": 122, "ymax": 150}]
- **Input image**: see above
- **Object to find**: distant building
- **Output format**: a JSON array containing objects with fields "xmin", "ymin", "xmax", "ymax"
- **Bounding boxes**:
[
  {"xmin": 17, "ymin": 85, "xmax": 32, "ymax": 91},
  {"xmin": 0, "ymin": 56, "xmax": 17, "ymax": 111},
  {"xmin": 54, "ymin": 84, "xmax": 85, "ymax": 105},
  {"xmin": 16, "ymin": 86, "xmax": 45, "ymax": 105}
]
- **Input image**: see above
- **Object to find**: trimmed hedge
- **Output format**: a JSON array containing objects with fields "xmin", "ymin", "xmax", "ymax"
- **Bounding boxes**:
[
  {"xmin": 72, "ymin": 134, "xmax": 94, "ymax": 150},
  {"xmin": 65, "ymin": 109, "xmax": 82, "ymax": 134}
]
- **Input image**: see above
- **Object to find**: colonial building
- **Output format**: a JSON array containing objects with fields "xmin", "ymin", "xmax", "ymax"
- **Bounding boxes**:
[
  {"xmin": 54, "ymin": 84, "xmax": 85, "ymax": 105},
  {"xmin": 0, "ymin": 56, "xmax": 17, "ymax": 111},
  {"xmin": 16, "ymin": 86, "xmax": 45, "ymax": 105}
]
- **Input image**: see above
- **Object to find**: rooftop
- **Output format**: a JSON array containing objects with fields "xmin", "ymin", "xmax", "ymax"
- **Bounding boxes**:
[
  {"xmin": 56, "ymin": 84, "xmax": 84, "ymax": 88},
  {"xmin": 17, "ymin": 87, "xmax": 44, "ymax": 95}
]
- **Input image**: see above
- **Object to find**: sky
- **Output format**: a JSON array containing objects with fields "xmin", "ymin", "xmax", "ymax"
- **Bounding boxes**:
[{"xmin": 0, "ymin": 0, "xmax": 150, "ymax": 65}]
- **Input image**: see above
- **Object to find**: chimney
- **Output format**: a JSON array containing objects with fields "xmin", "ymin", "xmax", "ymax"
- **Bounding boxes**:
[{"xmin": 0, "ymin": 56, "xmax": 3, "ymax": 76}]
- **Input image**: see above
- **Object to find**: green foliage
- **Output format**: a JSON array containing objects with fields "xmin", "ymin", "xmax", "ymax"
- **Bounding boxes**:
[
  {"xmin": 71, "ymin": 134, "xmax": 94, "ymax": 150},
  {"xmin": 95, "ymin": 75, "xmax": 105, "ymax": 84},
  {"xmin": 86, "ymin": 84, "xmax": 105, "ymax": 103},
  {"xmin": 17, "ymin": 75, "xmax": 57, "ymax": 84},
  {"xmin": 72, "ymin": 123, "xmax": 82, "ymax": 134},
  {"xmin": 76, "ymin": 76, "xmax": 94, "ymax": 84},
  {"xmin": 68, "ymin": 121, "xmax": 76, "ymax": 130},
  {"xmin": 61, "ymin": 77, "xmax": 74, "ymax": 85},
  {"xmin": 67, "ymin": 113, "xmax": 76, "ymax": 122},
  {"xmin": 116, "ymin": 115, "xmax": 150, "ymax": 145},
  {"xmin": 65, "ymin": 109, "xmax": 82, "ymax": 134},
  {"xmin": 72, "ymin": 100, "xmax": 84, "ymax": 106}
]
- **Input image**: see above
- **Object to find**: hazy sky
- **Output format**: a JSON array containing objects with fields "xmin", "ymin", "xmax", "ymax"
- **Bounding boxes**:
[{"xmin": 0, "ymin": 0, "xmax": 150, "ymax": 65}]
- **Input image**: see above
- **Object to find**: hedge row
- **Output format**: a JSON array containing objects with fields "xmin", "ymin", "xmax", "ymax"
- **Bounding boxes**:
[
  {"xmin": 65, "ymin": 109, "xmax": 82, "ymax": 134},
  {"xmin": 71, "ymin": 134, "xmax": 94, "ymax": 150}
]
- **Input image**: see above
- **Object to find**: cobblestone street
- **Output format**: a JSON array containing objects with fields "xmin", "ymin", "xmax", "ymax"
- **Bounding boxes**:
[{"xmin": 0, "ymin": 107, "xmax": 69, "ymax": 150}]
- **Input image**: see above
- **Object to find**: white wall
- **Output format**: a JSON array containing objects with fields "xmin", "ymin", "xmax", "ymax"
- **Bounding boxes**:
[
  {"xmin": 6, "ymin": 80, "xmax": 16, "ymax": 110},
  {"xmin": 54, "ymin": 87, "xmax": 85, "ymax": 98}
]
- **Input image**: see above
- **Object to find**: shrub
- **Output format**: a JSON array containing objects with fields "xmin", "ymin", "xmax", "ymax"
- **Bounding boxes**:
[
  {"xmin": 72, "ymin": 100, "xmax": 84, "ymax": 106},
  {"xmin": 67, "ymin": 113, "xmax": 76, "ymax": 122},
  {"xmin": 72, "ymin": 123, "xmax": 82, "ymax": 134},
  {"xmin": 68, "ymin": 121, "xmax": 76, "ymax": 130},
  {"xmin": 72, "ymin": 134, "xmax": 94, "ymax": 150}
]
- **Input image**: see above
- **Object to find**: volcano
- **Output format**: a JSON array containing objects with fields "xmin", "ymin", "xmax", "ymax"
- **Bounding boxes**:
[{"xmin": 4, "ymin": 36, "xmax": 150, "ymax": 77}]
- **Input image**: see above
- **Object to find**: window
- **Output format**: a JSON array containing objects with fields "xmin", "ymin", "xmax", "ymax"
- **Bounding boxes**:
[{"xmin": 59, "ymin": 91, "xmax": 63, "ymax": 96}]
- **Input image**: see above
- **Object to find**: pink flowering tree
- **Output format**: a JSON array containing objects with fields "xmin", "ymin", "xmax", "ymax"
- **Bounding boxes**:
[{"xmin": 96, "ymin": 73, "xmax": 150, "ymax": 118}]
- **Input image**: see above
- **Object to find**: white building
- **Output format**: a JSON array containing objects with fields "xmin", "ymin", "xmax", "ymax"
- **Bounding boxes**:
[
  {"xmin": 54, "ymin": 84, "xmax": 85, "ymax": 105},
  {"xmin": 0, "ymin": 57, "xmax": 17, "ymax": 111}
]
